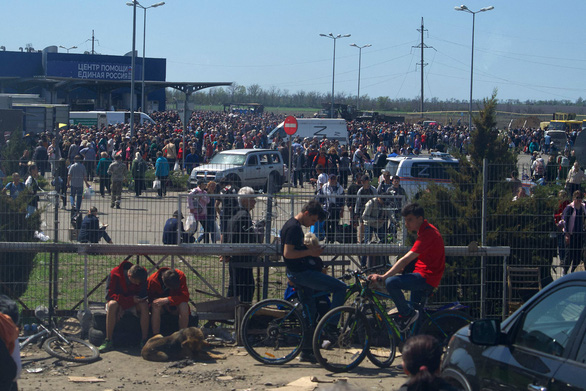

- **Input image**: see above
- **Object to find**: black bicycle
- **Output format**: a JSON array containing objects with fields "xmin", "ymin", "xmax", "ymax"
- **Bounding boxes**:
[
  {"xmin": 18, "ymin": 306, "xmax": 100, "ymax": 364},
  {"xmin": 312, "ymin": 269, "xmax": 473, "ymax": 373}
]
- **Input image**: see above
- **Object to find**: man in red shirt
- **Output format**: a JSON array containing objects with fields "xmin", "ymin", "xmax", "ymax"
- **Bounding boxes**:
[
  {"xmin": 369, "ymin": 203, "xmax": 445, "ymax": 331},
  {"xmin": 147, "ymin": 268, "xmax": 190, "ymax": 335}
]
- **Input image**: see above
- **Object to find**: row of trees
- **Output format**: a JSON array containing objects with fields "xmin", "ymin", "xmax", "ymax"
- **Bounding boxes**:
[{"xmin": 167, "ymin": 84, "xmax": 586, "ymax": 115}]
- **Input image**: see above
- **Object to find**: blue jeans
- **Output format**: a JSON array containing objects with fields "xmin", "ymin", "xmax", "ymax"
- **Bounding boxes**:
[
  {"xmin": 287, "ymin": 269, "xmax": 347, "ymax": 327},
  {"xmin": 385, "ymin": 273, "xmax": 433, "ymax": 316},
  {"xmin": 70, "ymin": 186, "xmax": 83, "ymax": 211}
]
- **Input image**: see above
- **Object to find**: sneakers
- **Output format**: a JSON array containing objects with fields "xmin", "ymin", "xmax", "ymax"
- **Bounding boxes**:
[
  {"xmin": 99, "ymin": 339, "xmax": 113, "ymax": 353},
  {"xmin": 397, "ymin": 310, "xmax": 419, "ymax": 332},
  {"xmin": 299, "ymin": 351, "xmax": 318, "ymax": 364}
]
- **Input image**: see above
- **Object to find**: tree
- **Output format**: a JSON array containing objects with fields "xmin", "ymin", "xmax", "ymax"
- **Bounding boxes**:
[{"xmin": 0, "ymin": 191, "xmax": 41, "ymax": 299}]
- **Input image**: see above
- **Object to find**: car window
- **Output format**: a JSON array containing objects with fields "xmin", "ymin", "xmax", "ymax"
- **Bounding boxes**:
[
  {"xmin": 259, "ymin": 154, "xmax": 269, "ymax": 165},
  {"xmin": 514, "ymin": 285, "xmax": 586, "ymax": 357},
  {"xmin": 270, "ymin": 154, "xmax": 281, "ymax": 164},
  {"xmin": 247, "ymin": 155, "xmax": 258, "ymax": 166},
  {"xmin": 210, "ymin": 153, "xmax": 245, "ymax": 165},
  {"xmin": 385, "ymin": 161, "xmax": 399, "ymax": 177}
]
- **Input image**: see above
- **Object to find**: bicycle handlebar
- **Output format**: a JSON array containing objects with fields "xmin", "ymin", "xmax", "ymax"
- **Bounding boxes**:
[{"xmin": 339, "ymin": 263, "xmax": 391, "ymax": 282}]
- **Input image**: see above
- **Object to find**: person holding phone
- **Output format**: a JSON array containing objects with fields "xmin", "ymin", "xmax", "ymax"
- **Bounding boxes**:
[
  {"xmin": 100, "ymin": 261, "xmax": 149, "ymax": 353},
  {"xmin": 147, "ymin": 268, "xmax": 190, "ymax": 335}
]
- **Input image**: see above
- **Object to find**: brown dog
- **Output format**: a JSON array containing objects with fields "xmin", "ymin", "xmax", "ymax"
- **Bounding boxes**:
[{"xmin": 141, "ymin": 327, "xmax": 226, "ymax": 362}]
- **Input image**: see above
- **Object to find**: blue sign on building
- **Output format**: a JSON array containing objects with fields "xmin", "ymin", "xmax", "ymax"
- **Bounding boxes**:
[{"xmin": 47, "ymin": 60, "xmax": 141, "ymax": 81}]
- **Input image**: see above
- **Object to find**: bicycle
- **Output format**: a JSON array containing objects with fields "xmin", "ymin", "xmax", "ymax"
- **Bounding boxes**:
[
  {"xmin": 312, "ymin": 269, "xmax": 473, "ymax": 373},
  {"xmin": 18, "ymin": 306, "xmax": 100, "ymax": 364},
  {"xmin": 239, "ymin": 265, "xmax": 385, "ymax": 365}
]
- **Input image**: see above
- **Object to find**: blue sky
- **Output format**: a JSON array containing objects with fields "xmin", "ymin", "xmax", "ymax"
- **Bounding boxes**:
[{"xmin": 2, "ymin": 1, "xmax": 585, "ymax": 102}]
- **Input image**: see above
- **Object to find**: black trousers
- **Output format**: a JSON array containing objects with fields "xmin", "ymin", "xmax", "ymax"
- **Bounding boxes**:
[{"xmin": 564, "ymin": 233, "xmax": 584, "ymax": 274}]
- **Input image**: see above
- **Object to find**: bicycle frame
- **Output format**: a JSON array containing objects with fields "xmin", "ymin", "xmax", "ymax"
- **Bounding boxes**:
[{"xmin": 19, "ymin": 323, "xmax": 51, "ymax": 349}]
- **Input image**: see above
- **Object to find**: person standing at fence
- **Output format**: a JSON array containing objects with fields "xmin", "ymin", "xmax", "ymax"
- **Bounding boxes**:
[
  {"xmin": 131, "ymin": 152, "xmax": 147, "ymax": 197},
  {"xmin": 281, "ymin": 200, "xmax": 347, "ymax": 363},
  {"xmin": 217, "ymin": 177, "xmax": 240, "ymax": 243},
  {"xmin": 368, "ymin": 203, "xmax": 445, "ymax": 332},
  {"xmin": 78, "ymin": 206, "xmax": 113, "ymax": 244},
  {"xmin": 2, "ymin": 173, "xmax": 25, "ymax": 199},
  {"xmin": 155, "ymin": 151, "xmax": 169, "ymax": 197},
  {"xmin": 561, "ymin": 190, "xmax": 586, "ymax": 275},
  {"xmin": 32, "ymin": 140, "xmax": 49, "ymax": 177},
  {"xmin": 355, "ymin": 175, "xmax": 377, "ymax": 243},
  {"xmin": 96, "ymin": 152, "xmax": 112, "ymax": 198},
  {"xmin": 67, "ymin": 155, "xmax": 90, "ymax": 214},
  {"xmin": 555, "ymin": 190, "xmax": 570, "ymax": 268},
  {"xmin": 147, "ymin": 268, "xmax": 190, "ymax": 335},
  {"xmin": 223, "ymin": 187, "xmax": 258, "ymax": 303},
  {"xmin": 107, "ymin": 154, "xmax": 128, "ymax": 209},
  {"xmin": 100, "ymin": 261, "xmax": 149, "ymax": 353},
  {"xmin": 316, "ymin": 173, "xmax": 344, "ymax": 243},
  {"xmin": 25, "ymin": 164, "xmax": 43, "ymax": 217},
  {"xmin": 566, "ymin": 162, "xmax": 586, "ymax": 195},
  {"xmin": 187, "ymin": 179, "xmax": 210, "ymax": 238}
]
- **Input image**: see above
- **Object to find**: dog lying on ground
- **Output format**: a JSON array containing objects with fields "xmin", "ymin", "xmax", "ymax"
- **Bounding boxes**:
[{"xmin": 141, "ymin": 327, "xmax": 226, "ymax": 362}]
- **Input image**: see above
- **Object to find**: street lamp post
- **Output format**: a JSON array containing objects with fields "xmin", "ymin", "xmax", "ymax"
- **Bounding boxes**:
[
  {"xmin": 127, "ymin": 1, "xmax": 165, "ymax": 113},
  {"xmin": 320, "ymin": 33, "xmax": 351, "ymax": 118},
  {"xmin": 59, "ymin": 45, "xmax": 77, "ymax": 53},
  {"xmin": 350, "ymin": 43, "xmax": 371, "ymax": 110},
  {"xmin": 454, "ymin": 4, "xmax": 494, "ymax": 131}
]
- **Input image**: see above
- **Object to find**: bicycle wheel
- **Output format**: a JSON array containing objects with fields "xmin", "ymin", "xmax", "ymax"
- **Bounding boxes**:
[
  {"xmin": 43, "ymin": 336, "xmax": 100, "ymax": 363},
  {"xmin": 313, "ymin": 306, "xmax": 369, "ymax": 373},
  {"xmin": 240, "ymin": 299, "xmax": 306, "ymax": 365},
  {"xmin": 419, "ymin": 310, "xmax": 473, "ymax": 348},
  {"xmin": 363, "ymin": 303, "xmax": 397, "ymax": 368}
]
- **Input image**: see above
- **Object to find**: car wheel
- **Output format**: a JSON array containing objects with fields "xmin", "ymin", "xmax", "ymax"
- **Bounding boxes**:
[
  {"xmin": 442, "ymin": 369, "xmax": 473, "ymax": 391},
  {"xmin": 226, "ymin": 174, "xmax": 241, "ymax": 189}
]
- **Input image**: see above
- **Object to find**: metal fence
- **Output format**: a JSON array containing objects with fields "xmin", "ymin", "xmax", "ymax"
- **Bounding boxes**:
[{"xmin": 3, "ymin": 157, "xmax": 580, "ymax": 322}]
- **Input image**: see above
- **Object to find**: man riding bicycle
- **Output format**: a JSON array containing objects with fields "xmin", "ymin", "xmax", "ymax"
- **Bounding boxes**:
[
  {"xmin": 281, "ymin": 200, "xmax": 347, "ymax": 362},
  {"xmin": 369, "ymin": 203, "xmax": 445, "ymax": 332}
]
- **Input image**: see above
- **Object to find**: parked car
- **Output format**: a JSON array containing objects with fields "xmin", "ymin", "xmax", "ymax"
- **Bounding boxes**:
[
  {"xmin": 189, "ymin": 149, "xmax": 285, "ymax": 193},
  {"xmin": 442, "ymin": 271, "xmax": 586, "ymax": 391},
  {"xmin": 384, "ymin": 152, "xmax": 459, "ymax": 200}
]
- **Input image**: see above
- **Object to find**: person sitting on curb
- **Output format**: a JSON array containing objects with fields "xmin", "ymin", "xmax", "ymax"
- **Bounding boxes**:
[
  {"xmin": 100, "ymin": 261, "xmax": 149, "ymax": 352},
  {"xmin": 147, "ymin": 268, "xmax": 190, "ymax": 335},
  {"xmin": 78, "ymin": 206, "xmax": 113, "ymax": 244}
]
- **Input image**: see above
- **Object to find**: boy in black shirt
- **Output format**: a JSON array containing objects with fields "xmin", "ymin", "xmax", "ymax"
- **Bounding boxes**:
[{"xmin": 281, "ymin": 200, "xmax": 347, "ymax": 362}]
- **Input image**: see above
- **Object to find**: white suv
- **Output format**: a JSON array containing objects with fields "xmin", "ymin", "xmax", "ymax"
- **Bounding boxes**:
[
  {"xmin": 189, "ymin": 149, "xmax": 285, "ymax": 192},
  {"xmin": 384, "ymin": 152, "xmax": 459, "ymax": 200}
]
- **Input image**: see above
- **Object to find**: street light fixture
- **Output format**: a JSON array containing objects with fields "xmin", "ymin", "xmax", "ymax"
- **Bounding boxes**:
[
  {"xmin": 350, "ymin": 43, "xmax": 371, "ymax": 110},
  {"xmin": 59, "ymin": 45, "xmax": 77, "ymax": 53},
  {"xmin": 127, "ymin": 1, "xmax": 165, "ymax": 113},
  {"xmin": 454, "ymin": 4, "xmax": 494, "ymax": 130},
  {"xmin": 320, "ymin": 33, "xmax": 351, "ymax": 118}
]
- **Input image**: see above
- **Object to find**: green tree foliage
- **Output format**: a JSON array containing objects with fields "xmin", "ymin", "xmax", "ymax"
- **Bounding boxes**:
[
  {"xmin": 1, "ymin": 130, "xmax": 28, "ymax": 175},
  {"xmin": 0, "ymin": 191, "xmax": 41, "ymax": 299}
]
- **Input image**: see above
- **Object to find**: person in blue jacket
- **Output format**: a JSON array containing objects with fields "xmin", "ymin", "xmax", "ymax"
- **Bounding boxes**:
[{"xmin": 154, "ymin": 151, "xmax": 169, "ymax": 198}]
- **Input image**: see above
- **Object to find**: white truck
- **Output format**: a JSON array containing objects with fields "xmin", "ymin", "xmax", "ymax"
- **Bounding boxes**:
[
  {"xmin": 69, "ymin": 111, "xmax": 155, "ymax": 128},
  {"xmin": 268, "ymin": 118, "xmax": 348, "ymax": 144}
]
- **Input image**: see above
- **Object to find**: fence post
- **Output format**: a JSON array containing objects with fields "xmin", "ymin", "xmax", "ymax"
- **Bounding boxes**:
[
  {"xmin": 262, "ymin": 194, "xmax": 273, "ymax": 299},
  {"xmin": 481, "ymin": 158, "xmax": 488, "ymax": 319},
  {"xmin": 177, "ymin": 193, "xmax": 183, "ymax": 246},
  {"xmin": 502, "ymin": 255, "xmax": 508, "ymax": 320},
  {"xmin": 52, "ymin": 192, "xmax": 60, "ymax": 312}
]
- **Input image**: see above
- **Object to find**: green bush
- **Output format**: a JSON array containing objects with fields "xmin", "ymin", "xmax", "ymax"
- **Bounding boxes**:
[{"xmin": 0, "ymin": 191, "xmax": 42, "ymax": 299}]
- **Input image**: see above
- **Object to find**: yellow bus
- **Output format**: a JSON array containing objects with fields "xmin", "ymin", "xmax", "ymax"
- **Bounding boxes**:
[{"xmin": 547, "ymin": 120, "xmax": 581, "ymax": 132}]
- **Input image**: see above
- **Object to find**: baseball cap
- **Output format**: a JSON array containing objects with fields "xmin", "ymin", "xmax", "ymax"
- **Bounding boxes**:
[{"xmin": 329, "ymin": 173, "xmax": 337, "ymax": 179}]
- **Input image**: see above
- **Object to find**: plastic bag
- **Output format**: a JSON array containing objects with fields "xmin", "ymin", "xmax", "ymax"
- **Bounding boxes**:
[
  {"xmin": 83, "ymin": 186, "xmax": 94, "ymax": 200},
  {"xmin": 173, "ymin": 161, "xmax": 180, "ymax": 171},
  {"xmin": 184, "ymin": 214, "xmax": 197, "ymax": 234},
  {"xmin": 153, "ymin": 179, "xmax": 161, "ymax": 189}
]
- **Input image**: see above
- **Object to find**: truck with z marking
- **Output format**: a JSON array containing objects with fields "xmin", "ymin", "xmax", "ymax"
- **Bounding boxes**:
[{"xmin": 268, "ymin": 118, "xmax": 348, "ymax": 144}]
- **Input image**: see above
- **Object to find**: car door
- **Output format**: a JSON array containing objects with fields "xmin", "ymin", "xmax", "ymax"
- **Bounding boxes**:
[
  {"xmin": 548, "ymin": 310, "xmax": 586, "ymax": 391},
  {"xmin": 480, "ymin": 283, "xmax": 586, "ymax": 391},
  {"xmin": 245, "ymin": 154, "xmax": 262, "ymax": 185}
]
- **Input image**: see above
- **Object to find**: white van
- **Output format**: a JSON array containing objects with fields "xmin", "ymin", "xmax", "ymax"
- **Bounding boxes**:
[
  {"xmin": 69, "ymin": 111, "xmax": 155, "ymax": 128},
  {"xmin": 268, "ymin": 118, "xmax": 348, "ymax": 144}
]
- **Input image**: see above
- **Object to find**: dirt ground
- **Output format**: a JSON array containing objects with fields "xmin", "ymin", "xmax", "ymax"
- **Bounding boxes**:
[{"xmin": 17, "ymin": 342, "xmax": 408, "ymax": 391}]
